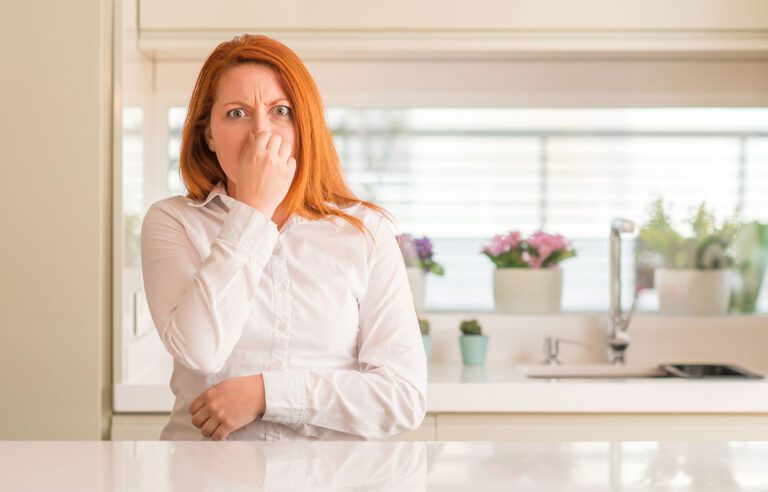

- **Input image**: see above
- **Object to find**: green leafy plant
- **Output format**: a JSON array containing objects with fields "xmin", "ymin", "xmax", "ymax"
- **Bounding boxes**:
[
  {"xmin": 730, "ymin": 221, "xmax": 768, "ymax": 313},
  {"xmin": 418, "ymin": 317, "xmax": 431, "ymax": 336},
  {"xmin": 459, "ymin": 319, "xmax": 483, "ymax": 336},
  {"xmin": 636, "ymin": 198, "xmax": 740, "ymax": 271}
]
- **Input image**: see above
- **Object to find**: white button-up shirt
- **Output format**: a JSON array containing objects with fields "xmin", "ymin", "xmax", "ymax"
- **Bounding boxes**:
[{"xmin": 140, "ymin": 181, "xmax": 427, "ymax": 441}]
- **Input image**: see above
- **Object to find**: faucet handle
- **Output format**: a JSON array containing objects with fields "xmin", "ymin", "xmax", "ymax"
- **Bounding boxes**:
[
  {"xmin": 611, "ymin": 218, "xmax": 635, "ymax": 233},
  {"xmin": 543, "ymin": 336, "xmax": 591, "ymax": 366}
]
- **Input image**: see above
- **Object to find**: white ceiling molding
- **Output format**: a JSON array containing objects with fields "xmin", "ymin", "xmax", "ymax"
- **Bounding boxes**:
[
  {"xmin": 139, "ymin": 0, "xmax": 768, "ymax": 31},
  {"xmin": 135, "ymin": 0, "xmax": 768, "ymax": 61}
]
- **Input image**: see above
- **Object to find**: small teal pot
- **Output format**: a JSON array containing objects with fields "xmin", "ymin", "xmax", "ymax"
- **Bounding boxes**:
[
  {"xmin": 421, "ymin": 335, "xmax": 432, "ymax": 360},
  {"xmin": 459, "ymin": 335, "xmax": 489, "ymax": 366}
]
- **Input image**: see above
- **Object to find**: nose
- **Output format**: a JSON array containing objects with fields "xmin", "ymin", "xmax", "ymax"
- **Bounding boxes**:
[{"xmin": 250, "ymin": 110, "xmax": 273, "ymax": 135}]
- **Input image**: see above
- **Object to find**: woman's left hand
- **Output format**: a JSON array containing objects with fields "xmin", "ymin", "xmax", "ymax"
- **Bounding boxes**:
[{"xmin": 189, "ymin": 374, "xmax": 266, "ymax": 440}]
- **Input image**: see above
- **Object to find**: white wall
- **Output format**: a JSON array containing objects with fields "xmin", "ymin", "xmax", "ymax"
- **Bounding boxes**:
[{"xmin": 0, "ymin": 0, "xmax": 113, "ymax": 439}]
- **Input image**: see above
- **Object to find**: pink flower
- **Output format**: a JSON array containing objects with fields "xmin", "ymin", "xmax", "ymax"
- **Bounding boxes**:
[
  {"xmin": 527, "ymin": 230, "xmax": 569, "ymax": 265},
  {"xmin": 482, "ymin": 231, "xmax": 522, "ymax": 257},
  {"xmin": 506, "ymin": 231, "xmax": 522, "ymax": 247},
  {"xmin": 523, "ymin": 251, "xmax": 543, "ymax": 268},
  {"xmin": 482, "ymin": 235, "xmax": 508, "ymax": 256},
  {"xmin": 484, "ymin": 229, "xmax": 575, "ymax": 268}
]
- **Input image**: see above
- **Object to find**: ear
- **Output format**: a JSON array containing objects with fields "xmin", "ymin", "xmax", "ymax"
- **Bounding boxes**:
[{"xmin": 204, "ymin": 126, "xmax": 215, "ymax": 152}]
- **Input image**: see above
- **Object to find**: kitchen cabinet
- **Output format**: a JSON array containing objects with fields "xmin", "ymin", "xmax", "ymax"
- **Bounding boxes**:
[
  {"xmin": 111, "ymin": 414, "xmax": 437, "ymax": 441},
  {"xmin": 111, "ymin": 414, "xmax": 170, "ymax": 441},
  {"xmin": 434, "ymin": 413, "xmax": 768, "ymax": 441},
  {"xmin": 112, "ymin": 412, "xmax": 768, "ymax": 442}
]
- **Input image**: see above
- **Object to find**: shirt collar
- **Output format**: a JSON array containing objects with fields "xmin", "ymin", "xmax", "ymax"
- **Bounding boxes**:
[
  {"xmin": 186, "ymin": 181, "xmax": 231, "ymax": 209},
  {"xmin": 185, "ymin": 180, "xmax": 317, "ymax": 232}
]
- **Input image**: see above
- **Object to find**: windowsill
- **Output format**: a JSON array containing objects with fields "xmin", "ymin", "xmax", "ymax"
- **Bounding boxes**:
[{"xmin": 419, "ymin": 310, "xmax": 768, "ymax": 316}]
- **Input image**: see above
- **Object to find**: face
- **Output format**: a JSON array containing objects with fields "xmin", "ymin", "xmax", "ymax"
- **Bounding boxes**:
[{"xmin": 205, "ymin": 63, "xmax": 296, "ymax": 190}]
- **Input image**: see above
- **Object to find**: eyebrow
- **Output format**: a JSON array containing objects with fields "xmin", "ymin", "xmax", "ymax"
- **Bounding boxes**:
[{"xmin": 222, "ymin": 98, "xmax": 290, "ymax": 107}]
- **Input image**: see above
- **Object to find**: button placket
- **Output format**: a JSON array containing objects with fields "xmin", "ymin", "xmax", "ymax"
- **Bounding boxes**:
[
  {"xmin": 269, "ymin": 241, "xmax": 291, "ymax": 369},
  {"xmin": 267, "ymin": 241, "xmax": 291, "ymax": 441}
]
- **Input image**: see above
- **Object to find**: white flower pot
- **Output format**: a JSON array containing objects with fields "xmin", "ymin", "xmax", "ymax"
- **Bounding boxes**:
[
  {"xmin": 405, "ymin": 266, "xmax": 426, "ymax": 313},
  {"xmin": 655, "ymin": 268, "xmax": 732, "ymax": 315},
  {"xmin": 493, "ymin": 268, "xmax": 563, "ymax": 314}
]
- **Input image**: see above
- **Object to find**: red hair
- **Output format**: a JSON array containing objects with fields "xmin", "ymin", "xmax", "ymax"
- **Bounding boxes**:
[{"xmin": 179, "ymin": 34, "xmax": 388, "ymax": 235}]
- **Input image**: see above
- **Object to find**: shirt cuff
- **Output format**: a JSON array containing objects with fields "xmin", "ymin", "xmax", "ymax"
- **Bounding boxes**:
[
  {"xmin": 217, "ymin": 200, "xmax": 279, "ymax": 263},
  {"xmin": 261, "ymin": 371, "xmax": 308, "ymax": 426}
]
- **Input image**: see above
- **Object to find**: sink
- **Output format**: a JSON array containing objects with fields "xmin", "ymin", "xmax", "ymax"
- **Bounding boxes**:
[
  {"xmin": 661, "ymin": 364, "xmax": 763, "ymax": 379},
  {"xmin": 519, "ymin": 363, "xmax": 763, "ymax": 379}
]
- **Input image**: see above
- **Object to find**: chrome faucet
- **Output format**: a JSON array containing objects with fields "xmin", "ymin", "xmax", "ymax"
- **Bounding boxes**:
[
  {"xmin": 608, "ymin": 218, "xmax": 636, "ymax": 364},
  {"xmin": 543, "ymin": 336, "xmax": 591, "ymax": 365}
]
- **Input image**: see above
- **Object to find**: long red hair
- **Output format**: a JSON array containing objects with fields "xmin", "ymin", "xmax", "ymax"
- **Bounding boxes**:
[{"xmin": 179, "ymin": 34, "xmax": 387, "ymax": 235}]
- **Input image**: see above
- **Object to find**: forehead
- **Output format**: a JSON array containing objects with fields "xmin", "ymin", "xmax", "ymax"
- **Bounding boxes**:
[{"xmin": 214, "ymin": 63, "xmax": 288, "ymax": 101}]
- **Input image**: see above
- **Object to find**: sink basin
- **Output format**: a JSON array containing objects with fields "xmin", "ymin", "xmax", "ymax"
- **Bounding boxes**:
[
  {"xmin": 519, "ymin": 364, "xmax": 666, "ymax": 378},
  {"xmin": 661, "ymin": 364, "xmax": 763, "ymax": 379},
  {"xmin": 519, "ymin": 363, "xmax": 764, "ymax": 379}
]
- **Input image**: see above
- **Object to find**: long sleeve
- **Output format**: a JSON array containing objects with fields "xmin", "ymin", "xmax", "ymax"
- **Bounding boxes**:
[
  {"xmin": 140, "ymin": 199, "xmax": 279, "ymax": 376},
  {"xmin": 259, "ymin": 213, "xmax": 428, "ymax": 440}
]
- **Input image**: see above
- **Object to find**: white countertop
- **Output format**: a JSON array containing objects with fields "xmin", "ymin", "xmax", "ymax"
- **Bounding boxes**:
[
  {"xmin": 114, "ymin": 360, "xmax": 768, "ymax": 413},
  {"xmin": 2, "ymin": 440, "xmax": 767, "ymax": 490}
]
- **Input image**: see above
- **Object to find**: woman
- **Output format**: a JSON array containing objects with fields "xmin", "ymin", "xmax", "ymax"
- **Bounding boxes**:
[{"xmin": 140, "ymin": 34, "xmax": 427, "ymax": 441}]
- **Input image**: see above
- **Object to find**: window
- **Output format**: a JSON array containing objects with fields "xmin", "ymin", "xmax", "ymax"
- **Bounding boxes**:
[
  {"xmin": 167, "ymin": 107, "xmax": 186, "ymax": 197},
  {"xmin": 122, "ymin": 107, "xmax": 146, "ymax": 337},
  {"xmin": 161, "ymin": 106, "xmax": 768, "ymax": 312}
]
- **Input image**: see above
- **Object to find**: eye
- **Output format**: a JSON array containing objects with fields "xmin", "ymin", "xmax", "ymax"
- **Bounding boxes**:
[
  {"xmin": 226, "ymin": 108, "xmax": 246, "ymax": 119},
  {"xmin": 273, "ymin": 105, "xmax": 292, "ymax": 117}
]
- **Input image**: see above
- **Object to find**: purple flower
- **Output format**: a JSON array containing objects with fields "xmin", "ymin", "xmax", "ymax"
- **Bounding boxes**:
[
  {"xmin": 397, "ymin": 233, "xmax": 445, "ymax": 276},
  {"xmin": 413, "ymin": 237, "xmax": 433, "ymax": 260}
]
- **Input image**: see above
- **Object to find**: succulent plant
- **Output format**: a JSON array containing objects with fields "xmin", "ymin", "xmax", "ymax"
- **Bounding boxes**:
[
  {"xmin": 418, "ymin": 317, "xmax": 430, "ymax": 336},
  {"xmin": 459, "ymin": 319, "xmax": 483, "ymax": 336}
]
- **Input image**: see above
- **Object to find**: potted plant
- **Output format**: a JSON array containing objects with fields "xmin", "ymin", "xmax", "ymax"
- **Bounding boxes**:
[
  {"xmin": 396, "ymin": 234, "xmax": 445, "ymax": 313},
  {"xmin": 482, "ymin": 230, "xmax": 576, "ymax": 313},
  {"xmin": 730, "ymin": 221, "xmax": 768, "ymax": 313},
  {"xmin": 418, "ymin": 316, "xmax": 432, "ymax": 361},
  {"xmin": 636, "ymin": 198, "xmax": 740, "ymax": 315},
  {"xmin": 458, "ymin": 319, "xmax": 488, "ymax": 366}
]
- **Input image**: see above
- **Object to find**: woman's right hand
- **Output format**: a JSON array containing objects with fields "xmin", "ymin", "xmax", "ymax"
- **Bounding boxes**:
[{"xmin": 235, "ymin": 131, "xmax": 297, "ymax": 218}]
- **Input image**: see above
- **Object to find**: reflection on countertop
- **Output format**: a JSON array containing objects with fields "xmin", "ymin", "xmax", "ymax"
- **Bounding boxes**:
[{"xmin": 1, "ymin": 440, "xmax": 767, "ymax": 491}]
